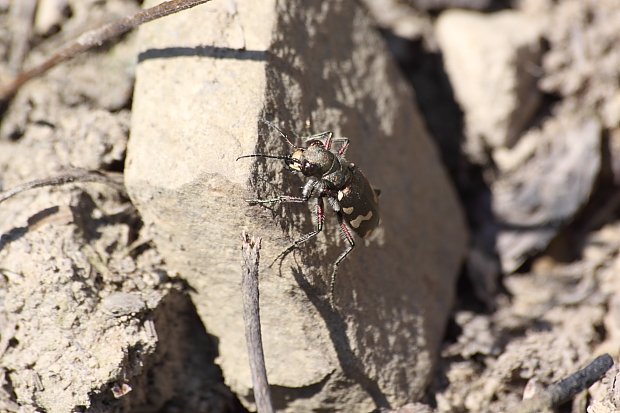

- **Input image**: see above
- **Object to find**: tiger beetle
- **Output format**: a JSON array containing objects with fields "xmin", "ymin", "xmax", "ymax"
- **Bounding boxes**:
[{"xmin": 237, "ymin": 119, "xmax": 381, "ymax": 305}]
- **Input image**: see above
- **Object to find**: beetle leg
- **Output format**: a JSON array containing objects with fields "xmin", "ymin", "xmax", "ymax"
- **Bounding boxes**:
[
  {"xmin": 334, "ymin": 138, "xmax": 350, "ymax": 156},
  {"xmin": 270, "ymin": 195, "xmax": 325, "ymax": 267},
  {"xmin": 321, "ymin": 132, "xmax": 334, "ymax": 150},
  {"xmin": 330, "ymin": 212, "xmax": 355, "ymax": 305},
  {"xmin": 246, "ymin": 179, "xmax": 317, "ymax": 204},
  {"xmin": 301, "ymin": 178, "xmax": 318, "ymax": 198},
  {"xmin": 246, "ymin": 195, "xmax": 308, "ymax": 204},
  {"xmin": 317, "ymin": 137, "xmax": 349, "ymax": 155}
]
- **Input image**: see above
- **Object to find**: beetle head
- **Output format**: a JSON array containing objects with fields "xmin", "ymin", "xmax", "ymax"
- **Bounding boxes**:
[{"xmin": 287, "ymin": 142, "xmax": 334, "ymax": 177}]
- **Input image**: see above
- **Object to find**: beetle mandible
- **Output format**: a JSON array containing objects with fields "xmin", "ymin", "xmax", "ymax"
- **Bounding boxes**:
[{"xmin": 238, "ymin": 119, "xmax": 380, "ymax": 304}]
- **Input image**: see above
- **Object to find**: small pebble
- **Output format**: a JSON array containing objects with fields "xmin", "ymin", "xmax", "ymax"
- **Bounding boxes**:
[{"xmin": 100, "ymin": 292, "xmax": 146, "ymax": 317}]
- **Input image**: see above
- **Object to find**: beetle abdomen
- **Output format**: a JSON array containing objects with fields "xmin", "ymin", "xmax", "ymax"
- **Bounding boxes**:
[{"xmin": 337, "ymin": 167, "xmax": 380, "ymax": 238}]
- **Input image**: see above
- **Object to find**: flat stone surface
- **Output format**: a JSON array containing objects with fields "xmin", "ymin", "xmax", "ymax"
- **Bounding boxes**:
[{"xmin": 126, "ymin": 0, "xmax": 468, "ymax": 410}]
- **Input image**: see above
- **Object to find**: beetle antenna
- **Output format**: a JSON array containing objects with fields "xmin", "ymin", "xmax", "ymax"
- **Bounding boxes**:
[
  {"xmin": 260, "ymin": 119, "xmax": 300, "ymax": 149},
  {"xmin": 288, "ymin": 120, "xmax": 302, "ymax": 140},
  {"xmin": 236, "ymin": 154, "xmax": 293, "ymax": 161}
]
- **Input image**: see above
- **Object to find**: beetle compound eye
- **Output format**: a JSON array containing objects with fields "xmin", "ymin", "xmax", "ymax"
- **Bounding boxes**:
[{"xmin": 303, "ymin": 161, "xmax": 318, "ymax": 174}]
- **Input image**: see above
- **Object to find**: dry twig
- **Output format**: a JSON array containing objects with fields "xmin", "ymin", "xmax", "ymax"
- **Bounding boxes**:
[
  {"xmin": 240, "ymin": 232, "xmax": 274, "ymax": 413},
  {"xmin": 0, "ymin": 168, "xmax": 126, "ymax": 204},
  {"xmin": 0, "ymin": 0, "xmax": 212, "ymax": 102},
  {"xmin": 507, "ymin": 353, "xmax": 614, "ymax": 413}
]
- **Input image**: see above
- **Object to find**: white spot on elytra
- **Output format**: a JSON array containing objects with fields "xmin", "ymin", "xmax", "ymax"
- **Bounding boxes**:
[
  {"xmin": 342, "ymin": 207, "xmax": 354, "ymax": 214},
  {"xmin": 350, "ymin": 211, "xmax": 373, "ymax": 228}
]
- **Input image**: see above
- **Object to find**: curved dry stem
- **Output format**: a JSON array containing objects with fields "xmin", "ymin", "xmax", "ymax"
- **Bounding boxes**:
[{"xmin": 0, "ymin": 0, "xmax": 212, "ymax": 102}]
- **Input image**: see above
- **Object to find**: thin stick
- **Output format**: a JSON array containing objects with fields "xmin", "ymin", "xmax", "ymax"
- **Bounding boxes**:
[
  {"xmin": 0, "ymin": 0, "xmax": 213, "ymax": 102},
  {"xmin": 507, "ymin": 353, "xmax": 614, "ymax": 413},
  {"xmin": 0, "ymin": 168, "xmax": 126, "ymax": 204},
  {"xmin": 240, "ymin": 232, "xmax": 274, "ymax": 413}
]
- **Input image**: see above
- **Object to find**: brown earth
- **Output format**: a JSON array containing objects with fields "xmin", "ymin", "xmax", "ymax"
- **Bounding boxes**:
[{"xmin": 1, "ymin": 0, "xmax": 620, "ymax": 412}]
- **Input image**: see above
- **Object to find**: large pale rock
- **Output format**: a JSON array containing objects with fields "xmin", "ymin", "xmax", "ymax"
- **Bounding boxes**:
[
  {"xmin": 126, "ymin": 0, "xmax": 467, "ymax": 410},
  {"xmin": 435, "ymin": 9, "xmax": 542, "ymax": 164}
]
